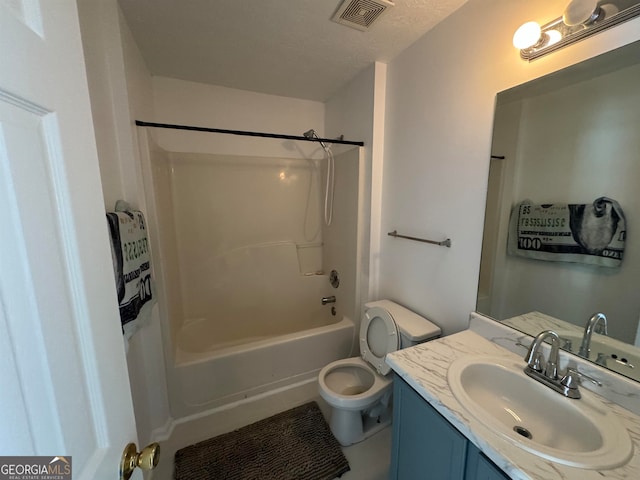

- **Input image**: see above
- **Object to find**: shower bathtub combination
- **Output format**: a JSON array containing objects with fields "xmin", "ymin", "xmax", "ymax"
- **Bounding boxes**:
[
  {"xmin": 139, "ymin": 126, "xmax": 363, "ymax": 418},
  {"xmin": 174, "ymin": 311, "xmax": 355, "ymax": 417}
]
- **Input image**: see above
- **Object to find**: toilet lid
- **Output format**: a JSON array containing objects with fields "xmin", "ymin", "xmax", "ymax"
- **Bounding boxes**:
[{"xmin": 360, "ymin": 306, "xmax": 399, "ymax": 375}]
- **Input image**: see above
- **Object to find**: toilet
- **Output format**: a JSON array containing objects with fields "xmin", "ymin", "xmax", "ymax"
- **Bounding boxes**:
[{"xmin": 318, "ymin": 299, "xmax": 441, "ymax": 446}]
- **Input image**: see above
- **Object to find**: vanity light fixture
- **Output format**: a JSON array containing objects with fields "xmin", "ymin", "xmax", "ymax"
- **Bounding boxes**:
[{"xmin": 513, "ymin": 0, "xmax": 640, "ymax": 61}]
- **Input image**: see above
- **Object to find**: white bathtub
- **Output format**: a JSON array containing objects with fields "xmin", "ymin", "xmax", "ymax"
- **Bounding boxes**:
[{"xmin": 170, "ymin": 316, "xmax": 355, "ymax": 417}]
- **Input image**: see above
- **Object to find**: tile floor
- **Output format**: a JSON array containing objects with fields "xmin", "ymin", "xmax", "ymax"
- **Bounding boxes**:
[{"xmin": 150, "ymin": 379, "xmax": 391, "ymax": 480}]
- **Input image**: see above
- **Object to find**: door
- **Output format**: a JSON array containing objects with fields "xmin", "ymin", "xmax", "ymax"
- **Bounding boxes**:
[{"xmin": 0, "ymin": 1, "xmax": 140, "ymax": 479}]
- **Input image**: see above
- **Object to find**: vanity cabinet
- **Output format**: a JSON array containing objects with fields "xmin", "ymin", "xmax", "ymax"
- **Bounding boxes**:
[{"xmin": 390, "ymin": 375, "xmax": 510, "ymax": 480}]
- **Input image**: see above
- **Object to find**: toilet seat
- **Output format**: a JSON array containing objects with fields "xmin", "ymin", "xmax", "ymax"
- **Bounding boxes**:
[{"xmin": 360, "ymin": 306, "xmax": 399, "ymax": 375}]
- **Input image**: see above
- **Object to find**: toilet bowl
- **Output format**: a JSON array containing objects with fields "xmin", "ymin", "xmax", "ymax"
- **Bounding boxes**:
[
  {"xmin": 319, "ymin": 357, "xmax": 392, "ymax": 410},
  {"xmin": 318, "ymin": 300, "xmax": 441, "ymax": 446}
]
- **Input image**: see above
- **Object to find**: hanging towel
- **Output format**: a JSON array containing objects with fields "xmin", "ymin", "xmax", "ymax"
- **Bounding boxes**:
[
  {"xmin": 106, "ymin": 201, "xmax": 155, "ymax": 344},
  {"xmin": 507, "ymin": 197, "xmax": 626, "ymax": 268}
]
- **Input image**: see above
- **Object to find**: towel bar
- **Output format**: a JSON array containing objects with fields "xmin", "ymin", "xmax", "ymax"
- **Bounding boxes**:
[{"xmin": 388, "ymin": 230, "xmax": 451, "ymax": 248}]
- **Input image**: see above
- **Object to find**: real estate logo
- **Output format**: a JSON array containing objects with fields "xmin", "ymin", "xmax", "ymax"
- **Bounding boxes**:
[{"xmin": 0, "ymin": 456, "xmax": 71, "ymax": 480}]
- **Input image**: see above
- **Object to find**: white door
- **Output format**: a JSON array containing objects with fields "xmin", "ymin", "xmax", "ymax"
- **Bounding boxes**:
[{"xmin": 0, "ymin": 1, "xmax": 140, "ymax": 479}]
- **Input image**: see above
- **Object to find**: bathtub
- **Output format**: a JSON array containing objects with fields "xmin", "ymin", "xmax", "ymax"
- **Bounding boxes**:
[{"xmin": 170, "ymin": 315, "xmax": 355, "ymax": 417}]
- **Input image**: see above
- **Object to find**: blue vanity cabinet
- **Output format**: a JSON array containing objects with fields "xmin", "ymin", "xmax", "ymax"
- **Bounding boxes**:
[
  {"xmin": 465, "ymin": 444, "xmax": 510, "ymax": 480},
  {"xmin": 389, "ymin": 375, "xmax": 468, "ymax": 479},
  {"xmin": 390, "ymin": 375, "xmax": 510, "ymax": 480}
]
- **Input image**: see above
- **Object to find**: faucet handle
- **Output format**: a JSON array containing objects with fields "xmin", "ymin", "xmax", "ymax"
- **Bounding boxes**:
[
  {"xmin": 559, "ymin": 337, "xmax": 573, "ymax": 350},
  {"xmin": 595, "ymin": 352, "xmax": 610, "ymax": 367},
  {"xmin": 527, "ymin": 351, "xmax": 545, "ymax": 373},
  {"xmin": 561, "ymin": 368, "xmax": 602, "ymax": 389}
]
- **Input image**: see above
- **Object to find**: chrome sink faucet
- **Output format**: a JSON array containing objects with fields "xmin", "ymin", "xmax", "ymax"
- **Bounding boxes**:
[
  {"xmin": 523, "ymin": 329, "xmax": 600, "ymax": 399},
  {"xmin": 525, "ymin": 330, "xmax": 560, "ymax": 380},
  {"xmin": 578, "ymin": 313, "xmax": 607, "ymax": 358}
]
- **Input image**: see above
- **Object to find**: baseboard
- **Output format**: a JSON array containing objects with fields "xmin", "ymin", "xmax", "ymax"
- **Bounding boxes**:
[{"xmin": 150, "ymin": 416, "xmax": 176, "ymax": 443}]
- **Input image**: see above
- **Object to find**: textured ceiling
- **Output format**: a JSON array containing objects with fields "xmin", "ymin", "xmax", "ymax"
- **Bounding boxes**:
[{"xmin": 117, "ymin": 0, "xmax": 468, "ymax": 102}]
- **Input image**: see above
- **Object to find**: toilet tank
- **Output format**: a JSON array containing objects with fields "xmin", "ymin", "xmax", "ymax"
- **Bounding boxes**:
[{"xmin": 365, "ymin": 300, "xmax": 441, "ymax": 348}]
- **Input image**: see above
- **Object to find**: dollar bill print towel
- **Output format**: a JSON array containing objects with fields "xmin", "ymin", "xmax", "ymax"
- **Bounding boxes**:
[
  {"xmin": 508, "ymin": 197, "xmax": 626, "ymax": 268},
  {"xmin": 106, "ymin": 201, "xmax": 155, "ymax": 344}
]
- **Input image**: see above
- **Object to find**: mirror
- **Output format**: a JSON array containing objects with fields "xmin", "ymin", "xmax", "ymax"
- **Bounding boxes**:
[{"xmin": 477, "ymin": 39, "xmax": 640, "ymax": 382}]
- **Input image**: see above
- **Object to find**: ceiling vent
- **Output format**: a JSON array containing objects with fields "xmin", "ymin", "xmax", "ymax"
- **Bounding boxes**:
[{"xmin": 331, "ymin": 0, "xmax": 395, "ymax": 32}]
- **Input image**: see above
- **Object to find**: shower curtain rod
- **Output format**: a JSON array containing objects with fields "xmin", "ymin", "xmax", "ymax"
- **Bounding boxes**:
[{"xmin": 135, "ymin": 120, "xmax": 364, "ymax": 146}]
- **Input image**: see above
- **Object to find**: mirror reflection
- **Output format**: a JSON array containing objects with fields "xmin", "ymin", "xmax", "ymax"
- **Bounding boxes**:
[{"xmin": 477, "ymin": 40, "xmax": 640, "ymax": 382}]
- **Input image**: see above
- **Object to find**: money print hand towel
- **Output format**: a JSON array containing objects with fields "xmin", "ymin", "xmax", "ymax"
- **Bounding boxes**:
[
  {"xmin": 508, "ymin": 197, "xmax": 626, "ymax": 268},
  {"xmin": 106, "ymin": 208, "xmax": 155, "ymax": 341}
]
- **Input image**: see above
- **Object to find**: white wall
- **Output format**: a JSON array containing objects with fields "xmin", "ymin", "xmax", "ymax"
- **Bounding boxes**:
[
  {"xmin": 77, "ymin": 0, "xmax": 129, "ymax": 208},
  {"xmin": 77, "ymin": 0, "xmax": 171, "ymax": 445},
  {"xmin": 380, "ymin": 0, "xmax": 640, "ymax": 336},
  {"xmin": 151, "ymin": 77, "xmax": 325, "ymax": 160}
]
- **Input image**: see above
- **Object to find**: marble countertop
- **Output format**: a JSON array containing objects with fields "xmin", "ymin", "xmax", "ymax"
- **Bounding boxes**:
[
  {"xmin": 386, "ymin": 330, "xmax": 640, "ymax": 480},
  {"xmin": 502, "ymin": 311, "xmax": 584, "ymax": 337}
]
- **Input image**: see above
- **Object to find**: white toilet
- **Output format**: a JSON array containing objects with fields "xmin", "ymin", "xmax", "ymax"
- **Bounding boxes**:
[{"xmin": 318, "ymin": 299, "xmax": 441, "ymax": 446}]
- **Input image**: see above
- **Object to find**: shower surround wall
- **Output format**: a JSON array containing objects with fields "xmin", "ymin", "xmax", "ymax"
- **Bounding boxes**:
[
  {"xmin": 163, "ymin": 150, "xmax": 329, "ymax": 346},
  {"xmin": 143, "ymin": 131, "xmax": 362, "ymax": 417}
]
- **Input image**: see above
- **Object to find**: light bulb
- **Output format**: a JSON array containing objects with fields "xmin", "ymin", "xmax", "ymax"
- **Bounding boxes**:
[
  {"xmin": 546, "ymin": 29, "xmax": 562, "ymax": 46},
  {"xmin": 513, "ymin": 21, "xmax": 542, "ymax": 50},
  {"xmin": 563, "ymin": 0, "xmax": 600, "ymax": 26}
]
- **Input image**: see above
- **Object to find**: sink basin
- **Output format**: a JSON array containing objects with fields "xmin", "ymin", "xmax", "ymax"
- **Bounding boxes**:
[{"xmin": 448, "ymin": 356, "xmax": 633, "ymax": 469}]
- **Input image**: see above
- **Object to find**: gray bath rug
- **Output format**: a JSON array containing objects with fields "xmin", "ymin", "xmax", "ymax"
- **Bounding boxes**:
[{"xmin": 173, "ymin": 401, "xmax": 350, "ymax": 480}]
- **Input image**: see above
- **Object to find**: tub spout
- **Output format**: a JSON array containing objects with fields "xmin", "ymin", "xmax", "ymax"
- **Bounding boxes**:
[{"xmin": 321, "ymin": 296, "xmax": 336, "ymax": 305}]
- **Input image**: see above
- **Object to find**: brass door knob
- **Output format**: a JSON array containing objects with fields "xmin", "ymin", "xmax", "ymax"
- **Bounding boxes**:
[{"xmin": 120, "ymin": 442, "xmax": 160, "ymax": 480}]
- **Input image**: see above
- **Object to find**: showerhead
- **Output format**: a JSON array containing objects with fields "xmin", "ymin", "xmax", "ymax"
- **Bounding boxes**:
[{"xmin": 302, "ymin": 128, "xmax": 328, "ymax": 150}]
